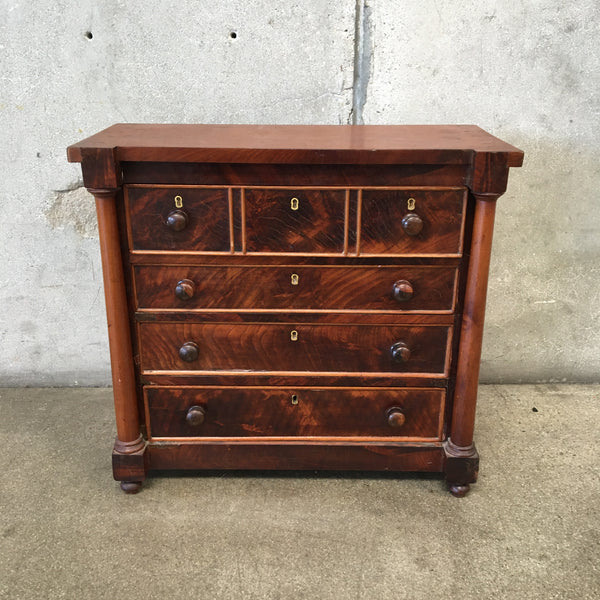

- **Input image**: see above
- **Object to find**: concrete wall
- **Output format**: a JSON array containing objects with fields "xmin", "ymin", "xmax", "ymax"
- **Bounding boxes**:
[{"xmin": 1, "ymin": 1, "xmax": 598, "ymax": 385}]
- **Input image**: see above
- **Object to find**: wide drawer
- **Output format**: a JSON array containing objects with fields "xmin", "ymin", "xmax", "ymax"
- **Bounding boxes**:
[
  {"xmin": 244, "ymin": 188, "xmax": 347, "ymax": 254},
  {"xmin": 125, "ymin": 186, "xmax": 231, "ymax": 252},
  {"xmin": 145, "ymin": 386, "xmax": 445, "ymax": 440},
  {"xmin": 359, "ymin": 188, "xmax": 466, "ymax": 256},
  {"xmin": 138, "ymin": 323, "xmax": 451, "ymax": 375},
  {"xmin": 134, "ymin": 265, "xmax": 458, "ymax": 312}
]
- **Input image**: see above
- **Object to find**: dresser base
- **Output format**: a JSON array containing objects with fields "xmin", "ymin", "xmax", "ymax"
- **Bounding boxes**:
[{"xmin": 112, "ymin": 440, "xmax": 479, "ymax": 496}]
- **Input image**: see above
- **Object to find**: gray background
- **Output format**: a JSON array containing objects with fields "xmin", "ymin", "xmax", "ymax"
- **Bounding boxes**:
[{"xmin": 1, "ymin": 0, "xmax": 598, "ymax": 386}]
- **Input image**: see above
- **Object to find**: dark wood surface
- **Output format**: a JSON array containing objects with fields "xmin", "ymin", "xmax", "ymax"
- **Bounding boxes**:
[
  {"xmin": 138, "ymin": 322, "xmax": 451, "ymax": 375},
  {"xmin": 147, "ymin": 441, "xmax": 446, "ymax": 472},
  {"xmin": 126, "ymin": 186, "xmax": 231, "ymax": 251},
  {"xmin": 67, "ymin": 124, "xmax": 524, "ymax": 166},
  {"xmin": 133, "ymin": 265, "xmax": 458, "ymax": 312},
  {"xmin": 67, "ymin": 124, "xmax": 523, "ymax": 494},
  {"xmin": 122, "ymin": 162, "xmax": 469, "ymax": 187},
  {"xmin": 359, "ymin": 189, "xmax": 466, "ymax": 255},
  {"xmin": 135, "ymin": 311, "xmax": 455, "ymax": 325},
  {"xmin": 244, "ymin": 188, "xmax": 347, "ymax": 253},
  {"xmin": 140, "ymin": 373, "xmax": 450, "ymax": 388},
  {"xmin": 145, "ymin": 386, "xmax": 444, "ymax": 440}
]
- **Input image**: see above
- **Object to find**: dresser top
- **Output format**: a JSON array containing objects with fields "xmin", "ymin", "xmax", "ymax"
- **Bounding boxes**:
[{"xmin": 67, "ymin": 124, "xmax": 523, "ymax": 167}]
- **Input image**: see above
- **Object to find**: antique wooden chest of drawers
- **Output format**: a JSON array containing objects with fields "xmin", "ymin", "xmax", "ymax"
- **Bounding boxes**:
[{"xmin": 67, "ymin": 124, "xmax": 523, "ymax": 495}]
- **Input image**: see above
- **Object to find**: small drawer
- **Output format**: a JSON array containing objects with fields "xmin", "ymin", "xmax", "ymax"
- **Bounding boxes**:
[
  {"xmin": 134, "ymin": 265, "xmax": 458, "ymax": 313},
  {"xmin": 145, "ymin": 386, "xmax": 445, "ymax": 440},
  {"xmin": 359, "ymin": 188, "xmax": 466, "ymax": 256},
  {"xmin": 139, "ymin": 322, "xmax": 451, "ymax": 375},
  {"xmin": 125, "ymin": 186, "xmax": 230, "ymax": 251},
  {"xmin": 244, "ymin": 188, "xmax": 347, "ymax": 254}
]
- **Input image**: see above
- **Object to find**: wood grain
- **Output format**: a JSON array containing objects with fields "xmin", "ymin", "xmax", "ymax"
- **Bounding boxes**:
[
  {"xmin": 451, "ymin": 194, "xmax": 498, "ymax": 447},
  {"xmin": 146, "ymin": 441, "xmax": 446, "ymax": 472},
  {"xmin": 138, "ymin": 322, "xmax": 451, "ymax": 374},
  {"xmin": 145, "ymin": 386, "xmax": 445, "ymax": 440},
  {"xmin": 359, "ymin": 189, "xmax": 466, "ymax": 255},
  {"xmin": 67, "ymin": 124, "xmax": 523, "ymax": 492},
  {"xmin": 126, "ymin": 186, "xmax": 231, "ymax": 251},
  {"xmin": 67, "ymin": 124, "xmax": 524, "ymax": 166},
  {"xmin": 121, "ymin": 162, "xmax": 469, "ymax": 187},
  {"xmin": 244, "ymin": 188, "xmax": 347, "ymax": 253},
  {"xmin": 133, "ymin": 265, "xmax": 458, "ymax": 312},
  {"xmin": 91, "ymin": 189, "xmax": 141, "ymax": 446}
]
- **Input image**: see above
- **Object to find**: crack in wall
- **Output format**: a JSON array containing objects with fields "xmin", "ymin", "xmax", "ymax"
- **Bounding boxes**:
[{"xmin": 351, "ymin": 0, "xmax": 373, "ymax": 125}]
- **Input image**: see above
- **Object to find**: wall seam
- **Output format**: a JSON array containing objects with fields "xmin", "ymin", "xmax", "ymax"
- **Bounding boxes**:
[{"xmin": 351, "ymin": 0, "xmax": 372, "ymax": 125}]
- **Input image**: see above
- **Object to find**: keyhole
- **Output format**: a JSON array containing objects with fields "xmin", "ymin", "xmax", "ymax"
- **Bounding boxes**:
[{"xmin": 291, "ymin": 394, "xmax": 299, "ymax": 405}]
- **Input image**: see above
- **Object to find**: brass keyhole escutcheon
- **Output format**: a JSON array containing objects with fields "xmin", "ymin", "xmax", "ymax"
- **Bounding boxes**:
[
  {"xmin": 291, "ymin": 394, "xmax": 299, "ymax": 405},
  {"xmin": 174, "ymin": 195, "xmax": 183, "ymax": 208},
  {"xmin": 290, "ymin": 330, "xmax": 298, "ymax": 341},
  {"xmin": 291, "ymin": 273, "xmax": 299, "ymax": 286},
  {"xmin": 407, "ymin": 197, "xmax": 416, "ymax": 211},
  {"xmin": 290, "ymin": 197, "xmax": 299, "ymax": 210}
]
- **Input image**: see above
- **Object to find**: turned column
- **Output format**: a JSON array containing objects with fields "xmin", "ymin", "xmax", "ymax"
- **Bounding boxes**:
[
  {"xmin": 89, "ymin": 188, "xmax": 144, "ymax": 455},
  {"xmin": 450, "ymin": 192, "xmax": 499, "ymax": 450}
]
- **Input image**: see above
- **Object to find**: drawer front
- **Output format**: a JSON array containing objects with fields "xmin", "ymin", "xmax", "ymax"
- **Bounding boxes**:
[
  {"xmin": 139, "ymin": 323, "xmax": 451, "ymax": 375},
  {"xmin": 145, "ymin": 386, "xmax": 445, "ymax": 440},
  {"xmin": 134, "ymin": 265, "xmax": 458, "ymax": 312},
  {"xmin": 244, "ymin": 188, "xmax": 347, "ymax": 253},
  {"xmin": 359, "ymin": 189, "xmax": 466, "ymax": 255},
  {"xmin": 126, "ymin": 186, "xmax": 231, "ymax": 251}
]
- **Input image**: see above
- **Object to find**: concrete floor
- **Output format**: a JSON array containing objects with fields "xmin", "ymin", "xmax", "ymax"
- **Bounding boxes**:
[{"xmin": 0, "ymin": 385, "xmax": 598, "ymax": 599}]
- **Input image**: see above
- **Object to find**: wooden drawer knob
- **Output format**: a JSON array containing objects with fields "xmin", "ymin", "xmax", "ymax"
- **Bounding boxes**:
[
  {"xmin": 186, "ymin": 405, "xmax": 206, "ymax": 426},
  {"xmin": 387, "ymin": 407, "xmax": 406, "ymax": 428},
  {"xmin": 175, "ymin": 279, "xmax": 195, "ymax": 301},
  {"xmin": 179, "ymin": 341, "xmax": 199, "ymax": 362},
  {"xmin": 393, "ymin": 280, "xmax": 414, "ymax": 302},
  {"xmin": 166, "ymin": 209, "xmax": 189, "ymax": 231},
  {"xmin": 390, "ymin": 341, "xmax": 411, "ymax": 363},
  {"xmin": 401, "ymin": 213, "xmax": 423, "ymax": 236}
]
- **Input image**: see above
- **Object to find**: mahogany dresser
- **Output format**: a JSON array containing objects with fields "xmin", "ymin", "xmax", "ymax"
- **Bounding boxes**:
[{"xmin": 67, "ymin": 124, "xmax": 523, "ymax": 496}]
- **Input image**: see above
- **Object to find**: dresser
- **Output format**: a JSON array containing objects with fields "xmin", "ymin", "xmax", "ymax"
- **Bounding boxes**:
[{"xmin": 67, "ymin": 124, "xmax": 523, "ymax": 496}]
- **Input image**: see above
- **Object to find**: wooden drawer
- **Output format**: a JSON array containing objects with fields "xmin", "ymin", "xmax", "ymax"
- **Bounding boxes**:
[
  {"xmin": 134, "ymin": 265, "xmax": 458, "ymax": 312},
  {"xmin": 145, "ymin": 386, "xmax": 445, "ymax": 440},
  {"xmin": 125, "ymin": 186, "xmax": 231, "ymax": 251},
  {"xmin": 138, "ymin": 322, "xmax": 451, "ymax": 375},
  {"xmin": 244, "ymin": 188, "xmax": 347, "ymax": 254},
  {"xmin": 359, "ymin": 188, "xmax": 466, "ymax": 256}
]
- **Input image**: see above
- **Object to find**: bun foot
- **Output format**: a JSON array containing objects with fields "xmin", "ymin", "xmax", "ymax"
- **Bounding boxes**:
[
  {"xmin": 120, "ymin": 481, "xmax": 143, "ymax": 494},
  {"xmin": 448, "ymin": 483, "xmax": 470, "ymax": 497}
]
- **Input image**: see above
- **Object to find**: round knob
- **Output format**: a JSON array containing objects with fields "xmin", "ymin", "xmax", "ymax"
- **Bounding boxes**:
[
  {"xmin": 387, "ymin": 407, "xmax": 406, "ymax": 428},
  {"xmin": 390, "ymin": 341, "xmax": 411, "ymax": 363},
  {"xmin": 166, "ymin": 210, "xmax": 188, "ymax": 232},
  {"xmin": 401, "ymin": 213, "xmax": 423, "ymax": 236},
  {"xmin": 175, "ymin": 279, "xmax": 195, "ymax": 301},
  {"xmin": 186, "ymin": 405, "xmax": 206, "ymax": 427},
  {"xmin": 393, "ymin": 280, "xmax": 414, "ymax": 302},
  {"xmin": 179, "ymin": 341, "xmax": 199, "ymax": 362}
]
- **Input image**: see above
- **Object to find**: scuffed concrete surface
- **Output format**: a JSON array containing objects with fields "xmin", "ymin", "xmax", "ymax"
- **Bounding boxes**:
[
  {"xmin": 0, "ymin": 1, "xmax": 355, "ymax": 385},
  {"xmin": 0, "ymin": 385, "xmax": 598, "ymax": 599},
  {"xmin": 46, "ymin": 186, "xmax": 97, "ymax": 238},
  {"xmin": 0, "ymin": 1, "xmax": 599, "ymax": 384}
]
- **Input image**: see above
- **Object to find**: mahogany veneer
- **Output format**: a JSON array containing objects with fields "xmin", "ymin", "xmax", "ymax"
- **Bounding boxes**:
[{"xmin": 67, "ymin": 124, "xmax": 523, "ymax": 495}]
